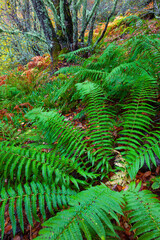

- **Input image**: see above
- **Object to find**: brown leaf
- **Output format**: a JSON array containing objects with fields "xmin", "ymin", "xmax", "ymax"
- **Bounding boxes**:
[
  {"xmin": 116, "ymin": 185, "xmax": 123, "ymax": 191},
  {"xmin": 13, "ymin": 235, "xmax": 21, "ymax": 240},
  {"xmin": 4, "ymin": 224, "xmax": 12, "ymax": 234},
  {"xmin": 156, "ymin": 166, "xmax": 160, "ymax": 175},
  {"xmin": 142, "ymin": 171, "xmax": 151, "ymax": 180}
]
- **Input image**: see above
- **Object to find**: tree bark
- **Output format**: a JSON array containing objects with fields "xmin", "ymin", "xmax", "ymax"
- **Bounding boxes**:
[
  {"xmin": 30, "ymin": 0, "xmax": 61, "ymax": 60},
  {"xmin": 153, "ymin": 0, "xmax": 160, "ymax": 18},
  {"xmin": 81, "ymin": 0, "xmax": 87, "ymax": 43},
  {"xmin": 87, "ymin": 12, "xmax": 97, "ymax": 46},
  {"xmin": 6, "ymin": 0, "xmax": 25, "ymax": 31},
  {"xmin": 79, "ymin": 0, "xmax": 100, "ymax": 41},
  {"xmin": 52, "ymin": 0, "xmax": 73, "ymax": 48},
  {"xmin": 24, "ymin": 0, "xmax": 31, "ymax": 31},
  {"xmin": 64, "ymin": 0, "xmax": 73, "ymax": 44},
  {"xmin": 72, "ymin": 0, "xmax": 78, "ymax": 49},
  {"xmin": 93, "ymin": 0, "xmax": 118, "ymax": 48}
]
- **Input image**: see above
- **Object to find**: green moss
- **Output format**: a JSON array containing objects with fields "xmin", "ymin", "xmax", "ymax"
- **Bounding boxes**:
[
  {"xmin": 57, "ymin": 73, "xmax": 67, "ymax": 80},
  {"xmin": 120, "ymin": 27, "xmax": 135, "ymax": 35},
  {"xmin": 56, "ymin": 29, "xmax": 63, "ymax": 37},
  {"xmin": 59, "ymin": 48, "xmax": 69, "ymax": 55}
]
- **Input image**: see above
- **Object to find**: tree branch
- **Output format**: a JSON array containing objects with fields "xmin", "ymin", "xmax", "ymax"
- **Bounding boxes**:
[
  {"xmin": 79, "ymin": 0, "xmax": 100, "ymax": 40},
  {"xmin": 93, "ymin": 0, "xmax": 118, "ymax": 48}
]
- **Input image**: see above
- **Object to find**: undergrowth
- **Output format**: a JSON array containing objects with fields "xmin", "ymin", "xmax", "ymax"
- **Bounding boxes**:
[{"xmin": 0, "ymin": 16, "xmax": 160, "ymax": 240}]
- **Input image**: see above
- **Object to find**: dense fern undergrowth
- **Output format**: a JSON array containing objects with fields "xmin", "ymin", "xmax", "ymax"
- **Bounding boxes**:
[{"xmin": 0, "ymin": 32, "xmax": 160, "ymax": 239}]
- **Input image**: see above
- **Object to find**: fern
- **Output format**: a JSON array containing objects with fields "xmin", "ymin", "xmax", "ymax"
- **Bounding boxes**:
[
  {"xmin": 1, "ymin": 33, "xmax": 160, "ymax": 239},
  {"xmin": 116, "ymin": 76, "xmax": 156, "ymax": 151},
  {"xmin": 54, "ymin": 43, "xmax": 125, "ymax": 104},
  {"xmin": 0, "ymin": 121, "xmax": 18, "ymax": 140},
  {"xmin": 0, "ymin": 182, "xmax": 76, "ymax": 239},
  {"xmin": 26, "ymin": 85, "xmax": 116, "ymax": 178},
  {"xmin": 59, "ymin": 46, "xmax": 92, "ymax": 63},
  {"xmin": 126, "ymin": 130, "xmax": 160, "ymax": 178},
  {"xmin": 81, "ymin": 43, "xmax": 124, "ymax": 73},
  {"xmin": 0, "ymin": 85, "xmax": 21, "ymax": 101},
  {"xmin": 25, "ymin": 108, "xmax": 89, "ymax": 159},
  {"xmin": 0, "ymin": 142, "xmax": 93, "ymax": 188},
  {"xmin": 124, "ymin": 182, "xmax": 160, "ymax": 240},
  {"xmin": 36, "ymin": 182, "xmax": 160, "ymax": 240},
  {"xmin": 128, "ymin": 34, "xmax": 160, "ymax": 61},
  {"xmin": 76, "ymin": 82, "xmax": 115, "ymax": 177},
  {"xmin": 36, "ymin": 185, "xmax": 124, "ymax": 240},
  {"xmin": 54, "ymin": 35, "xmax": 160, "ymax": 106}
]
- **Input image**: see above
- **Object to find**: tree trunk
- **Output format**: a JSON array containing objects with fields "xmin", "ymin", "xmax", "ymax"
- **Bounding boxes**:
[
  {"xmin": 64, "ymin": 0, "xmax": 73, "ymax": 44},
  {"xmin": 72, "ymin": 0, "xmax": 78, "ymax": 49},
  {"xmin": 81, "ymin": 0, "xmax": 87, "ymax": 43},
  {"xmin": 93, "ymin": 0, "xmax": 118, "ymax": 48},
  {"xmin": 52, "ymin": 0, "xmax": 73, "ymax": 48},
  {"xmin": 6, "ymin": 0, "xmax": 25, "ymax": 31},
  {"xmin": 153, "ymin": 0, "xmax": 160, "ymax": 18},
  {"xmin": 79, "ymin": 0, "xmax": 100, "ymax": 42},
  {"xmin": 87, "ymin": 12, "xmax": 97, "ymax": 46},
  {"xmin": 31, "ymin": 0, "xmax": 61, "ymax": 60},
  {"xmin": 24, "ymin": 0, "xmax": 31, "ymax": 31}
]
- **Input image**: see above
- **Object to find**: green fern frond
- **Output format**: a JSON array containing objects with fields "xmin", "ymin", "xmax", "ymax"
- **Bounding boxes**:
[
  {"xmin": 56, "ymin": 66, "xmax": 106, "ymax": 85},
  {"xmin": 124, "ymin": 182, "xmax": 160, "ymax": 240},
  {"xmin": 76, "ymin": 68, "xmax": 107, "ymax": 82},
  {"xmin": 126, "ymin": 130, "xmax": 160, "ymax": 179},
  {"xmin": 0, "ymin": 182, "xmax": 76, "ymax": 239},
  {"xmin": 26, "ymin": 108, "xmax": 88, "ymax": 158},
  {"xmin": 0, "ymin": 85, "xmax": 21, "ymax": 101},
  {"xmin": 25, "ymin": 108, "xmax": 97, "ymax": 182},
  {"xmin": 55, "ymin": 66, "xmax": 80, "ymax": 75},
  {"xmin": 76, "ymin": 82, "xmax": 115, "ymax": 177},
  {"xmin": 54, "ymin": 43, "xmax": 126, "ymax": 102},
  {"xmin": 36, "ymin": 185, "xmax": 124, "ymax": 240},
  {"xmin": 98, "ymin": 43, "xmax": 125, "ymax": 71},
  {"xmin": 126, "ymin": 35, "xmax": 160, "ymax": 77},
  {"xmin": 0, "ymin": 142, "xmax": 92, "ymax": 188},
  {"xmin": 128, "ymin": 34, "xmax": 160, "ymax": 61},
  {"xmin": 0, "ymin": 121, "xmax": 18, "ymax": 140},
  {"xmin": 103, "ymin": 61, "xmax": 157, "ymax": 98},
  {"xmin": 116, "ymin": 73, "xmax": 157, "ymax": 153},
  {"xmin": 52, "ymin": 77, "xmax": 75, "ymax": 103},
  {"xmin": 59, "ymin": 46, "xmax": 92, "ymax": 63},
  {"xmin": 82, "ymin": 43, "xmax": 125, "ymax": 73}
]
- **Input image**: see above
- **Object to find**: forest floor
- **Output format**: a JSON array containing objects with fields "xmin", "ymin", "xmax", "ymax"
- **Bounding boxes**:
[{"xmin": 0, "ymin": 7, "xmax": 160, "ymax": 239}]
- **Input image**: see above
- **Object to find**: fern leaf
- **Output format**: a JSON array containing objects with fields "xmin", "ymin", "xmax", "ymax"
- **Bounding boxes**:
[
  {"xmin": 26, "ymin": 109, "xmax": 87, "ymax": 157},
  {"xmin": 126, "ymin": 130, "xmax": 160, "ymax": 179},
  {"xmin": 116, "ymin": 73, "xmax": 156, "ymax": 154},
  {"xmin": 76, "ymin": 81, "xmax": 115, "ymax": 176},
  {"xmin": 0, "ymin": 142, "xmax": 92, "ymax": 188},
  {"xmin": 25, "ymin": 108, "xmax": 97, "ymax": 180},
  {"xmin": 0, "ymin": 182, "xmax": 76, "ymax": 237},
  {"xmin": 0, "ymin": 188, "xmax": 8, "ymax": 239},
  {"xmin": 36, "ymin": 185, "xmax": 124, "ymax": 240},
  {"xmin": 16, "ymin": 184, "xmax": 24, "ymax": 232},
  {"xmin": 124, "ymin": 183, "xmax": 160, "ymax": 240},
  {"xmin": 8, "ymin": 188, "xmax": 17, "ymax": 235},
  {"xmin": 59, "ymin": 46, "xmax": 92, "ymax": 63}
]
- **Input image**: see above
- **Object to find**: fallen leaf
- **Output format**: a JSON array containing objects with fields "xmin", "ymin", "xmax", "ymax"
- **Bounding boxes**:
[
  {"xmin": 142, "ymin": 171, "xmax": 151, "ymax": 180},
  {"xmin": 13, "ymin": 235, "xmax": 21, "ymax": 240}
]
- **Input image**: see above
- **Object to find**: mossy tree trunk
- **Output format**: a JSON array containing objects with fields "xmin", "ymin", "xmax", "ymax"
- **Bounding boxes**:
[
  {"xmin": 6, "ymin": 0, "xmax": 24, "ymax": 31},
  {"xmin": 31, "ymin": 0, "xmax": 61, "ymax": 61},
  {"xmin": 63, "ymin": 0, "xmax": 73, "ymax": 45},
  {"xmin": 52, "ymin": 0, "xmax": 73, "ymax": 49},
  {"xmin": 72, "ymin": 0, "xmax": 78, "ymax": 49},
  {"xmin": 23, "ymin": 0, "xmax": 31, "ymax": 31},
  {"xmin": 153, "ymin": 0, "xmax": 160, "ymax": 18}
]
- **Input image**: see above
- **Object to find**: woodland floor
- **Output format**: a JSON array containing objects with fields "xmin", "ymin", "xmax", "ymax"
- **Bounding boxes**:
[{"xmin": 0, "ymin": 8, "xmax": 160, "ymax": 240}]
